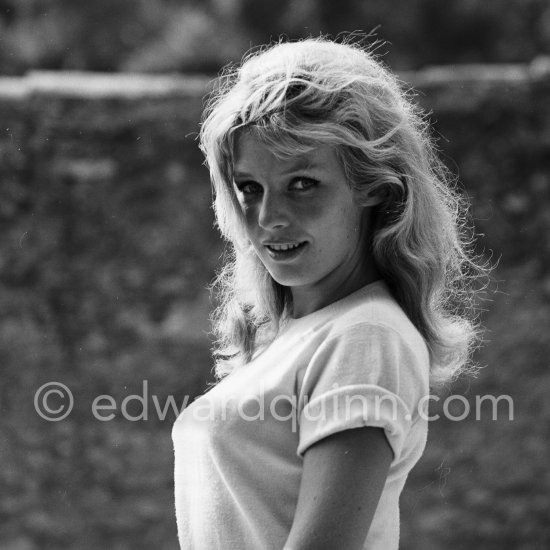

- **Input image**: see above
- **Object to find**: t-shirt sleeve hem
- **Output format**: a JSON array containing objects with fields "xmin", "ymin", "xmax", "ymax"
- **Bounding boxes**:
[{"xmin": 297, "ymin": 384, "xmax": 412, "ymax": 460}]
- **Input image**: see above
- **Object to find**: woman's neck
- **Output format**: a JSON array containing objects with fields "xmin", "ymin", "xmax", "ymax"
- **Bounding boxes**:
[{"xmin": 290, "ymin": 258, "xmax": 381, "ymax": 319}]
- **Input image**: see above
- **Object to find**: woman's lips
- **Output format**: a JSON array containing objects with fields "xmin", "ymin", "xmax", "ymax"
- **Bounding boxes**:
[{"xmin": 264, "ymin": 241, "xmax": 308, "ymax": 261}]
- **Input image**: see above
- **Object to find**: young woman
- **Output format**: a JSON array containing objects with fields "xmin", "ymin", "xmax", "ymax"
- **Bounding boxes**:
[{"xmin": 172, "ymin": 37, "xmax": 486, "ymax": 550}]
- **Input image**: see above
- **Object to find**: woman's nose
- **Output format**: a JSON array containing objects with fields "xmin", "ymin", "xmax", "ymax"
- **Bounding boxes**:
[{"xmin": 258, "ymin": 192, "xmax": 290, "ymax": 230}]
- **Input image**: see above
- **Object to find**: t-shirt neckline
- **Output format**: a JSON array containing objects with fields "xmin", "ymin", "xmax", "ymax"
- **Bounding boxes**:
[{"xmin": 280, "ymin": 279, "xmax": 388, "ymax": 333}]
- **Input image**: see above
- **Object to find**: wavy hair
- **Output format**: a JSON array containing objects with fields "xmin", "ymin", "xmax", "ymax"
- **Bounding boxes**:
[{"xmin": 199, "ymin": 37, "xmax": 489, "ymax": 388}]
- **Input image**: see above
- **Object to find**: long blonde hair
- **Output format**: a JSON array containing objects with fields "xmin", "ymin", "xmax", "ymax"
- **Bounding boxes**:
[{"xmin": 199, "ymin": 37, "xmax": 489, "ymax": 388}]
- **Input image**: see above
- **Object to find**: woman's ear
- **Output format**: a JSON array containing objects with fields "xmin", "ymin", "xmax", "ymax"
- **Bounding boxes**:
[
  {"xmin": 353, "ymin": 173, "xmax": 408, "ymax": 210},
  {"xmin": 353, "ymin": 186, "xmax": 387, "ymax": 208}
]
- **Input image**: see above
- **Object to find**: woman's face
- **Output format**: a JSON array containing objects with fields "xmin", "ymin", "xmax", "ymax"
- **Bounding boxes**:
[{"xmin": 233, "ymin": 131, "xmax": 377, "ymax": 315}]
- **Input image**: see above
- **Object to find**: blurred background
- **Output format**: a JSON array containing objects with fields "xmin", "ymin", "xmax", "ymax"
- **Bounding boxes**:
[{"xmin": 1, "ymin": 1, "xmax": 549, "ymax": 549}]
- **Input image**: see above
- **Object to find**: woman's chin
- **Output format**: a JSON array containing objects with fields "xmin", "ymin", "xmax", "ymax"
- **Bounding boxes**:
[{"xmin": 267, "ymin": 270, "xmax": 310, "ymax": 289}]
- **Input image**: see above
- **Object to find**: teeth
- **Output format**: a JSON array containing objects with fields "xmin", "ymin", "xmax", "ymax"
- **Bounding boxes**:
[{"xmin": 268, "ymin": 243, "xmax": 301, "ymax": 251}]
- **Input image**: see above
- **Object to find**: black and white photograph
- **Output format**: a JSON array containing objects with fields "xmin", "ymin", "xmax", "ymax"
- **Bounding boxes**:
[{"xmin": 1, "ymin": 1, "xmax": 549, "ymax": 549}]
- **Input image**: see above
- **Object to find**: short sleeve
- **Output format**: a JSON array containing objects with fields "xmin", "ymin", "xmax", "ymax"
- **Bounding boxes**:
[{"xmin": 296, "ymin": 323, "xmax": 428, "ymax": 460}]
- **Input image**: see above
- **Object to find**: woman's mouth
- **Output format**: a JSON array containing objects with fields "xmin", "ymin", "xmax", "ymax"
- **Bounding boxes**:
[{"xmin": 264, "ymin": 241, "xmax": 308, "ymax": 260}]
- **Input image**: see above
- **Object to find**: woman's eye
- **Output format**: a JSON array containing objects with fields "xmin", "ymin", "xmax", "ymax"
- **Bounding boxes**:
[
  {"xmin": 291, "ymin": 177, "xmax": 318, "ymax": 191},
  {"xmin": 235, "ymin": 182, "xmax": 262, "ymax": 195}
]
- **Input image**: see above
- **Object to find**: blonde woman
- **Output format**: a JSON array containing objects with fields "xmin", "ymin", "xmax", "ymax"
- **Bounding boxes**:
[{"xmin": 173, "ymin": 37, "xmax": 486, "ymax": 550}]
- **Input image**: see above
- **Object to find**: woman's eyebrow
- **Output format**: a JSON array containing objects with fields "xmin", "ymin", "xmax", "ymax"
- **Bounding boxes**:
[
  {"xmin": 234, "ymin": 159, "xmax": 319, "ymax": 179},
  {"xmin": 233, "ymin": 170, "xmax": 255, "ymax": 179},
  {"xmin": 282, "ymin": 159, "xmax": 316, "ymax": 174}
]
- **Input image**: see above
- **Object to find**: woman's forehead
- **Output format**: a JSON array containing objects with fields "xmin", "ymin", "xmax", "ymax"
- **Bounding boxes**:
[
  {"xmin": 232, "ymin": 126, "xmax": 319, "ymax": 161},
  {"xmin": 233, "ymin": 131, "xmax": 341, "ymax": 175}
]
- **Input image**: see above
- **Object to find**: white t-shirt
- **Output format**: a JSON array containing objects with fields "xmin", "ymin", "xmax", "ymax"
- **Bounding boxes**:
[{"xmin": 172, "ymin": 280, "xmax": 430, "ymax": 549}]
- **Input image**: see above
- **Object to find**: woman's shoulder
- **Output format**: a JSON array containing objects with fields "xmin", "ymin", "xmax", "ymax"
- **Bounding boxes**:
[
  {"xmin": 327, "ymin": 280, "xmax": 421, "ymax": 340},
  {"xmin": 279, "ymin": 279, "xmax": 428, "ymax": 361}
]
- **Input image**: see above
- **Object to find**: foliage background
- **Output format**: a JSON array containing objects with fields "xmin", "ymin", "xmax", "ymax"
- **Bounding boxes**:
[
  {"xmin": 1, "ymin": 0, "xmax": 550, "ymax": 75},
  {"xmin": 1, "ymin": 1, "xmax": 549, "ymax": 549}
]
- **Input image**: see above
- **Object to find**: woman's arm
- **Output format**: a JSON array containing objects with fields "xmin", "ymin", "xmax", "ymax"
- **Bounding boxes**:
[{"xmin": 283, "ymin": 427, "xmax": 393, "ymax": 550}]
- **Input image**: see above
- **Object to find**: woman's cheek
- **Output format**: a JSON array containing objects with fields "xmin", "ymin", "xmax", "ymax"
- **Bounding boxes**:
[
  {"xmin": 242, "ymin": 204, "xmax": 259, "ymax": 229},
  {"xmin": 294, "ymin": 197, "xmax": 326, "ymax": 223}
]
